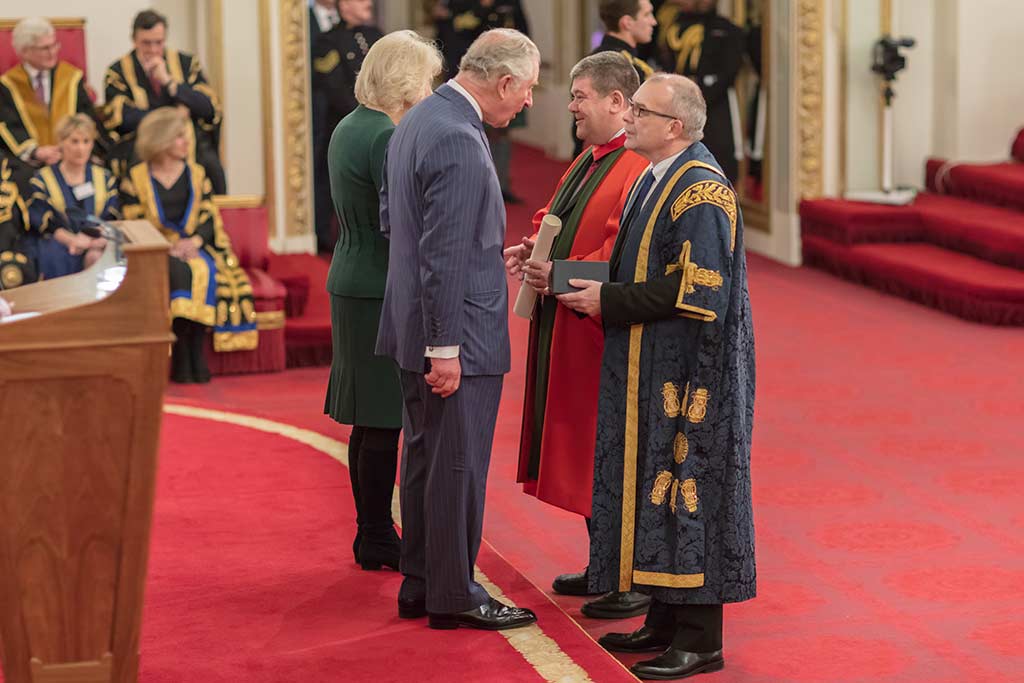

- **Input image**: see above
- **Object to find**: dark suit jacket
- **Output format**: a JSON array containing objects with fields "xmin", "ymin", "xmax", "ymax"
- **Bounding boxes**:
[{"xmin": 376, "ymin": 84, "xmax": 510, "ymax": 377}]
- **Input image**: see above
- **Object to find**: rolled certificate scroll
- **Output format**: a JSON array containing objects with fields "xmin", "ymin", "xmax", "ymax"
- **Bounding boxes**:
[{"xmin": 513, "ymin": 213, "xmax": 562, "ymax": 319}]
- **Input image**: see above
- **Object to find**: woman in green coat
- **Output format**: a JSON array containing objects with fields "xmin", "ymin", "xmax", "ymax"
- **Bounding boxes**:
[{"xmin": 324, "ymin": 30, "xmax": 442, "ymax": 571}]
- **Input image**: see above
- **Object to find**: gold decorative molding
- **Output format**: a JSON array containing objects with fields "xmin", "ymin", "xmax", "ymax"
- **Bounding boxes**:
[
  {"xmin": 213, "ymin": 194, "xmax": 265, "ymax": 210},
  {"xmin": 797, "ymin": 0, "xmax": 825, "ymax": 199},
  {"xmin": 280, "ymin": 0, "xmax": 312, "ymax": 238},
  {"xmin": 0, "ymin": 18, "xmax": 85, "ymax": 30},
  {"xmin": 258, "ymin": 0, "xmax": 277, "ymax": 243}
]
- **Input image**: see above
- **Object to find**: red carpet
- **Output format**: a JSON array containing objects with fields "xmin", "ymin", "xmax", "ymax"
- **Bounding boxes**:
[
  {"xmin": 135, "ymin": 412, "xmax": 634, "ymax": 683},
  {"xmin": 926, "ymin": 157, "xmax": 1024, "ymax": 212}
]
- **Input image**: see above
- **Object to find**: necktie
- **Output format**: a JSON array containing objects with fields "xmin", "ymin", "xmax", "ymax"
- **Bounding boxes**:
[
  {"xmin": 33, "ymin": 72, "xmax": 46, "ymax": 105},
  {"xmin": 623, "ymin": 169, "xmax": 655, "ymax": 228}
]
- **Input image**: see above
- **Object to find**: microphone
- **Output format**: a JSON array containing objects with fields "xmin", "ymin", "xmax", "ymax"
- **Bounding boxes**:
[{"xmin": 68, "ymin": 207, "xmax": 126, "ymax": 261}]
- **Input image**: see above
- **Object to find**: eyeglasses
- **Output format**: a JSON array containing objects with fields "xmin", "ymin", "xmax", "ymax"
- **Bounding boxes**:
[
  {"xmin": 28, "ymin": 41, "xmax": 61, "ymax": 53},
  {"xmin": 627, "ymin": 97, "xmax": 678, "ymax": 121}
]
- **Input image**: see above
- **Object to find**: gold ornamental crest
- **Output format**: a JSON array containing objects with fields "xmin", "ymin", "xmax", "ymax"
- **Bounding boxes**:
[
  {"xmin": 673, "ymin": 432, "xmax": 689, "ymax": 464},
  {"xmin": 687, "ymin": 388, "xmax": 709, "ymax": 423},
  {"xmin": 681, "ymin": 479, "xmax": 699, "ymax": 513}
]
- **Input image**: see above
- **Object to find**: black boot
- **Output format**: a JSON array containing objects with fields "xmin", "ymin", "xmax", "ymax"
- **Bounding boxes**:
[
  {"xmin": 188, "ymin": 321, "xmax": 211, "ymax": 383},
  {"xmin": 356, "ymin": 427, "xmax": 401, "ymax": 571},
  {"xmin": 347, "ymin": 426, "xmax": 365, "ymax": 564},
  {"xmin": 170, "ymin": 319, "xmax": 194, "ymax": 383}
]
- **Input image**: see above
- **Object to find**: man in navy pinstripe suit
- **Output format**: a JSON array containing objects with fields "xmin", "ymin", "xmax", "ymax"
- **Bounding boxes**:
[{"xmin": 376, "ymin": 28, "xmax": 540, "ymax": 631}]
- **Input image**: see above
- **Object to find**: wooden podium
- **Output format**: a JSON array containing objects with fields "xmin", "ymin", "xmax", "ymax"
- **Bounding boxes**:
[{"xmin": 0, "ymin": 221, "xmax": 172, "ymax": 683}]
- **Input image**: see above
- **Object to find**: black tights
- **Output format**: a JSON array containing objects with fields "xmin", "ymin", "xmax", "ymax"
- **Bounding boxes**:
[{"xmin": 347, "ymin": 426, "xmax": 401, "ymax": 539}]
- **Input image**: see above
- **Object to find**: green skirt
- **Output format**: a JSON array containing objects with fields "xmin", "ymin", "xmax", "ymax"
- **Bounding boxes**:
[{"xmin": 324, "ymin": 294, "xmax": 402, "ymax": 429}]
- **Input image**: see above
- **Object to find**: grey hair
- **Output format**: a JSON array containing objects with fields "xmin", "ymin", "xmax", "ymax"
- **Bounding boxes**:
[
  {"xmin": 569, "ymin": 51, "xmax": 640, "ymax": 101},
  {"xmin": 12, "ymin": 17, "xmax": 55, "ymax": 54},
  {"xmin": 458, "ymin": 28, "xmax": 539, "ymax": 83},
  {"xmin": 647, "ymin": 73, "xmax": 706, "ymax": 141}
]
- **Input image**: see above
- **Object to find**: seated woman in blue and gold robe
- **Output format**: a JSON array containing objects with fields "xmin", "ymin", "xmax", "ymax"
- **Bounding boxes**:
[
  {"xmin": 27, "ymin": 114, "xmax": 121, "ymax": 279},
  {"xmin": 119, "ymin": 107, "xmax": 256, "ymax": 383}
]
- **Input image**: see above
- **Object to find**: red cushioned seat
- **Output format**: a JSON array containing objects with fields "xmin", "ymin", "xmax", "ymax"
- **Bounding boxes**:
[
  {"xmin": 926, "ymin": 157, "xmax": 1024, "ymax": 212},
  {"xmin": 0, "ymin": 21, "xmax": 87, "ymax": 73},
  {"xmin": 206, "ymin": 202, "xmax": 288, "ymax": 374},
  {"xmin": 799, "ymin": 198, "xmax": 922, "ymax": 244},
  {"xmin": 1012, "ymin": 128, "xmax": 1024, "ymax": 163},
  {"xmin": 803, "ymin": 236, "xmax": 1024, "ymax": 325}
]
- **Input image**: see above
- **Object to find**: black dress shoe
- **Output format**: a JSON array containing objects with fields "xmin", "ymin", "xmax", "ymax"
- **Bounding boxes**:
[
  {"xmin": 552, "ymin": 569, "xmax": 601, "ymax": 596},
  {"xmin": 630, "ymin": 649, "xmax": 724, "ymax": 680},
  {"xmin": 428, "ymin": 597, "xmax": 537, "ymax": 631},
  {"xmin": 598, "ymin": 625, "xmax": 673, "ymax": 653},
  {"xmin": 398, "ymin": 597, "xmax": 426, "ymax": 619},
  {"xmin": 581, "ymin": 591, "xmax": 651, "ymax": 619},
  {"xmin": 358, "ymin": 528, "xmax": 401, "ymax": 571}
]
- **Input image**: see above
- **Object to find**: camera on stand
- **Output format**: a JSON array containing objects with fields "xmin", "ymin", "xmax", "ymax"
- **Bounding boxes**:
[{"xmin": 845, "ymin": 34, "xmax": 917, "ymax": 205}]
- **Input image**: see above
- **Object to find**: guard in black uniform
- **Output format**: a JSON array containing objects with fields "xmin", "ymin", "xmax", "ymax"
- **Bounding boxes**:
[
  {"xmin": 434, "ymin": 0, "xmax": 529, "ymax": 203},
  {"xmin": 310, "ymin": 0, "xmax": 382, "ymax": 253},
  {"xmin": 659, "ymin": 0, "xmax": 743, "ymax": 181},
  {"xmin": 575, "ymin": 0, "xmax": 658, "ymax": 156}
]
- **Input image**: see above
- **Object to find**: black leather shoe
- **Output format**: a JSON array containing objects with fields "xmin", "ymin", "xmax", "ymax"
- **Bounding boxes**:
[
  {"xmin": 630, "ymin": 649, "xmax": 724, "ymax": 680},
  {"xmin": 428, "ymin": 597, "xmax": 537, "ymax": 631},
  {"xmin": 398, "ymin": 597, "xmax": 426, "ymax": 619},
  {"xmin": 581, "ymin": 591, "xmax": 651, "ymax": 619},
  {"xmin": 358, "ymin": 528, "xmax": 401, "ymax": 571},
  {"xmin": 598, "ymin": 625, "xmax": 673, "ymax": 653},
  {"xmin": 552, "ymin": 569, "xmax": 601, "ymax": 596}
]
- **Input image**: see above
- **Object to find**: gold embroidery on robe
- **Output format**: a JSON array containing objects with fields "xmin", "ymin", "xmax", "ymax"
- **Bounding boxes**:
[
  {"xmin": 650, "ymin": 471, "xmax": 674, "ymax": 506},
  {"xmin": 662, "ymin": 382, "xmax": 681, "ymax": 417},
  {"xmin": 670, "ymin": 179, "xmax": 738, "ymax": 251},
  {"xmin": 687, "ymin": 388, "xmax": 709, "ymax": 423},
  {"xmin": 454, "ymin": 11, "xmax": 482, "ymax": 32},
  {"xmin": 665, "ymin": 24, "xmax": 704, "ymax": 73},
  {"xmin": 673, "ymin": 433, "xmax": 689, "ymax": 464},
  {"xmin": 681, "ymin": 479, "xmax": 699, "ymax": 513}
]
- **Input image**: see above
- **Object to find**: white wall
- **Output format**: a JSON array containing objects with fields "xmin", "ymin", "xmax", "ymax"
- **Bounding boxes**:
[{"xmin": 218, "ymin": 0, "xmax": 263, "ymax": 196}]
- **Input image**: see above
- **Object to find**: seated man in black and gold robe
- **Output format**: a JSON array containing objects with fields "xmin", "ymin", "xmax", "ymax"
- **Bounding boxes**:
[
  {"xmin": 104, "ymin": 9, "xmax": 225, "ymax": 193},
  {"xmin": 0, "ymin": 158, "xmax": 37, "ymax": 290},
  {"xmin": 0, "ymin": 17, "xmax": 111, "ymax": 193}
]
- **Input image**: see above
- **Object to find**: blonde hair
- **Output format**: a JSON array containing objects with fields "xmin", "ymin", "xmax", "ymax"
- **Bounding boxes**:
[
  {"xmin": 135, "ymin": 107, "xmax": 188, "ymax": 162},
  {"xmin": 55, "ymin": 113, "xmax": 97, "ymax": 142},
  {"xmin": 354, "ymin": 30, "xmax": 443, "ymax": 116}
]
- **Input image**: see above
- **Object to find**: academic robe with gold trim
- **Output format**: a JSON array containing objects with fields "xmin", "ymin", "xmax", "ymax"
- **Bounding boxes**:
[
  {"xmin": 119, "ymin": 161, "xmax": 256, "ymax": 352},
  {"xmin": 26, "ymin": 163, "xmax": 121, "ymax": 278},
  {"xmin": 588, "ymin": 142, "xmax": 755, "ymax": 605},
  {"xmin": 0, "ymin": 158, "xmax": 35, "ymax": 288},
  {"xmin": 104, "ymin": 49, "xmax": 225, "ymax": 193},
  {"xmin": 516, "ymin": 136, "xmax": 648, "ymax": 518}
]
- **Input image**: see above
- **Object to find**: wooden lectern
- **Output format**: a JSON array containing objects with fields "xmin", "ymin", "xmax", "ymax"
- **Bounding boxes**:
[{"xmin": 0, "ymin": 221, "xmax": 172, "ymax": 683}]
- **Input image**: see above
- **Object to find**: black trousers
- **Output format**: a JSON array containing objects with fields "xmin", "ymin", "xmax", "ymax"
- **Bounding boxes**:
[{"xmin": 644, "ymin": 599, "xmax": 724, "ymax": 652}]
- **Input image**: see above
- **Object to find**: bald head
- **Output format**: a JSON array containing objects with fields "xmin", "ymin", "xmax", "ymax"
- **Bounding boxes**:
[{"xmin": 646, "ymin": 73, "xmax": 706, "ymax": 141}]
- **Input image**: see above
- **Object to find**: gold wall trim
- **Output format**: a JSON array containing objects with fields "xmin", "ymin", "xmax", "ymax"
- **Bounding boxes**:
[
  {"xmin": 280, "ymin": 0, "xmax": 312, "ymax": 238},
  {"xmin": 258, "ymin": 0, "xmax": 277, "ymax": 244},
  {"xmin": 0, "ymin": 18, "xmax": 85, "ymax": 30},
  {"xmin": 213, "ymin": 194, "xmax": 265, "ymax": 210},
  {"xmin": 797, "ymin": 0, "xmax": 825, "ymax": 199}
]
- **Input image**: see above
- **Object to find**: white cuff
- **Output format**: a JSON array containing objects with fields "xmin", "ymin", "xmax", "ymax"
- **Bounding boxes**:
[
  {"xmin": 425, "ymin": 345, "xmax": 459, "ymax": 359},
  {"xmin": 19, "ymin": 143, "xmax": 37, "ymax": 162}
]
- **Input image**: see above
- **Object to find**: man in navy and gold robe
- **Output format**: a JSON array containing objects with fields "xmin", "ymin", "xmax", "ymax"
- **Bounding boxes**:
[
  {"xmin": 104, "ymin": 10, "xmax": 224, "ymax": 192},
  {"xmin": 559, "ymin": 73, "xmax": 754, "ymax": 681},
  {"xmin": 0, "ymin": 18, "xmax": 110, "ymax": 192}
]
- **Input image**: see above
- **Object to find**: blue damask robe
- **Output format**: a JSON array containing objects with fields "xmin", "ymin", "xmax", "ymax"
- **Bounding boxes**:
[{"xmin": 588, "ymin": 142, "xmax": 756, "ymax": 605}]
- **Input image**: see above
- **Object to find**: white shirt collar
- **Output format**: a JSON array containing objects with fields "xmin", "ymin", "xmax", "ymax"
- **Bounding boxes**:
[
  {"xmin": 447, "ymin": 78, "xmax": 483, "ymax": 122},
  {"xmin": 312, "ymin": 4, "xmax": 339, "ymax": 33},
  {"xmin": 647, "ymin": 144, "xmax": 691, "ymax": 184},
  {"xmin": 607, "ymin": 128, "xmax": 626, "ymax": 144},
  {"xmin": 23, "ymin": 63, "xmax": 48, "ymax": 82}
]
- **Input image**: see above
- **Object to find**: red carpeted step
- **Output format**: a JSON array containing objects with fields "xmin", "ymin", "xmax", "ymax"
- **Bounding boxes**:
[
  {"xmin": 803, "ymin": 235, "xmax": 1024, "ymax": 325},
  {"xmin": 799, "ymin": 198, "xmax": 922, "ymax": 244},
  {"xmin": 266, "ymin": 253, "xmax": 333, "ymax": 367},
  {"xmin": 926, "ymin": 157, "xmax": 1024, "ymax": 212},
  {"xmin": 914, "ymin": 193, "xmax": 1024, "ymax": 269}
]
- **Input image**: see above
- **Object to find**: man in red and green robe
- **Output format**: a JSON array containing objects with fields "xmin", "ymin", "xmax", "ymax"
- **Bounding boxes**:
[{"xmin": 506, "ymin": 51, "xmax": 651, "ymax": 619}]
